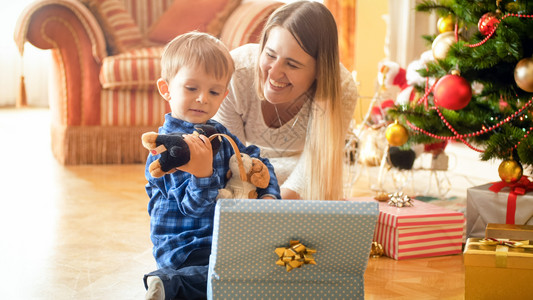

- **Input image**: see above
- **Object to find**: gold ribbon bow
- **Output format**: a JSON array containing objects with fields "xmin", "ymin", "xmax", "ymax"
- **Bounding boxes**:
[
  {"xmin": 480, "ymin": 238, "xmax": 533, "ymax": 248},
  {"xmin": 472, "ymin": 238, "xmax": 533, "ymax": 268},
  {"xmin": 388, "ymin": 192, "xmax": 414, "ymax": 207},
  {"xmin": 275, "ymin": 240, "xmax": 317, "ymax": 272}
]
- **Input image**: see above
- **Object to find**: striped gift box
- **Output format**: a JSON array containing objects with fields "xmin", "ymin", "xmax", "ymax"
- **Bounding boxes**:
[{"xmin": 374, "ymin": 199, "xmax": 465, "ymax": 260}]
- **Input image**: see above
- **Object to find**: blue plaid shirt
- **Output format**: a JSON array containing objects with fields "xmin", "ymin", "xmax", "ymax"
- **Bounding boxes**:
[{"xmin": 146, "ymin": 114, "xmax": 280, "ymax": 269}]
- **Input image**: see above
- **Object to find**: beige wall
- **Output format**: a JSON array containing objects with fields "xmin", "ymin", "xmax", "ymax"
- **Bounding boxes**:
[{"xmin": 353, "ymin": 0, "xmax": 388, "ymax": 122}]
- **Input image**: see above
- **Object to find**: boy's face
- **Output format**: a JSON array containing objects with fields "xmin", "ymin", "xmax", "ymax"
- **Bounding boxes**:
[{"xmin": 160, "ymin": 65, "xmax": 229, "ymax": 124}]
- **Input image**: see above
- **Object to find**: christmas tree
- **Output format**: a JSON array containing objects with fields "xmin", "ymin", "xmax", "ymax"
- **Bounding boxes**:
[{"xmin": 388, "ymin": 0, "xmax": 533, "ymax": 183}]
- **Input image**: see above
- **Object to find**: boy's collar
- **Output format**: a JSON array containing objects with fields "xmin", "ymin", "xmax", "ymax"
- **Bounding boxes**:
[{"xmin": 164, "ymin": 113, "xmax": 214, "ymax": 128}]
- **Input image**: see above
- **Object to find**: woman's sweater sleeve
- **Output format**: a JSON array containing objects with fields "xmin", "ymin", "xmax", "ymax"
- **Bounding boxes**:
[
  {"xmin": 340, "ymin": 64, "xmax": 358, "ymax": 132},
  {"xmin": 280, "ymin": 154, "xmax": 305, "ymax": 196},
  {"xmin": 215, "ymin": 83, "xmax": 247, "ymax": 143}
]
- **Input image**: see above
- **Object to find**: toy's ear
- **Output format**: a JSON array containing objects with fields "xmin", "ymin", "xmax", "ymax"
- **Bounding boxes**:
[
  {"xmin": 142, "ymin": 132, "xmax": 158, "ymax": 150},
  {"xmin": 157, "ymin": 78, "xmax": 171, "ymax": 101},
  {"xmin": 249, "ymin": 158, "xmax": 270, "ymax": 189}
]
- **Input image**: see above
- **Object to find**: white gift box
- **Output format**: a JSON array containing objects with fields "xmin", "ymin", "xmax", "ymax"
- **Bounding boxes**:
[
  {"xmin": 207, "ymin": 199, "xmax": 379, "ymax": 299},
  {"xmin": 466, "ymin": 182, "xmax": 533, "ymax": 238}
]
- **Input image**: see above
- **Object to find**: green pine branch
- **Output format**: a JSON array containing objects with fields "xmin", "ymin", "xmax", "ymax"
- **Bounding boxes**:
[{"xmin": 388, "ymin": 0, "xmax": 533, "ymax": 172}]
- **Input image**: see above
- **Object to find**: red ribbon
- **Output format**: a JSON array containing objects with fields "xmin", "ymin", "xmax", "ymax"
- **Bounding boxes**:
[{"xmin": 489, "ymin": 176, "xmax": 533, "ymax": 224}]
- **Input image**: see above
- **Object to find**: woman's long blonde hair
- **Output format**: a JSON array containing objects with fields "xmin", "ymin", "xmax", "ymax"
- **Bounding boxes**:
[{"xmin": 256, "ymin": 1, "xmax": 345, "ymax": 200}]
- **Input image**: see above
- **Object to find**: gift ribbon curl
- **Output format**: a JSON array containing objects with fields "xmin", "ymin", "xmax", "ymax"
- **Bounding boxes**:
[
  {"xmin": 489, "ymin": 176, "xmax": 533, "ymax": 224},
  {"xmin": 370, "ymin": 242, "xmax": 384, "ymax": 258},
  {"xmin": 480, "ymin": 237, "xmax": 533, "ymax": 248},
  {"xmin": 275, "ymin": 240, "xmax": 316, "ymax": 272}
]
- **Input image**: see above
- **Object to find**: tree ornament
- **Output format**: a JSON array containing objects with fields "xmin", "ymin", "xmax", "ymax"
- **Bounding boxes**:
[
  {"xmin": 478, "ymin": 12, "xmax": 500, "ymax": 36},
  {"xmin": 514, "ymin": 57, "xmax": 533, "ymax": 93},
  {"xmin": 498, "ymin": 158, "xmax": 523, "ymax": 183},
  {"xmin": 437, "ymin": 15, "xmax": 455, "ymax": 33},
  {"xmin": 433, "ymin": 71, "xmax": 472, "ymax": 110},
  {"xmin": 385, "ymin": 120, "xmax": 409, "ymax": 146},
  {"xmin": 432, "ymin": 31, "xmax": 456, "ymax": 60},
  {"xmin": 506, "ymin": 0, "xmax": 528, "ymax": 13}
]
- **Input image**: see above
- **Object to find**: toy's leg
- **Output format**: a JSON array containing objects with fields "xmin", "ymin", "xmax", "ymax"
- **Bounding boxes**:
[{"xmin": 149, "ymin": 160, "xmax": 166, "ymax": 178}]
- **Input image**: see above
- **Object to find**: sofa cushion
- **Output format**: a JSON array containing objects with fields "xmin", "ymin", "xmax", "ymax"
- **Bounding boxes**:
[
  {"xmin": 100, "ymin": 46, "xmax": 164, "ymax": 90},
  {"xmin": 122, "ymin": 0, "xmax": 174, "ymax": 35},
  {"xmin": 86, "ymin": 0, "xmax": 144, "ymax": 54},
  {"xmin": 219, "ymin": 0, "xmax": 283, "ymax": 50},
  {"xmin": 147, "ymin": 0, "xmax": 241, "ymax": 44}
]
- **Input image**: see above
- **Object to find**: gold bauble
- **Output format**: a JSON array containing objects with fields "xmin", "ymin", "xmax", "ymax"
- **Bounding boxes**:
[
  {"xmin": 514, "ymin": 57, "xmax": 533, "ymax": 93},
  {"xmin": 498, "ymin": 159, "xmax": 523, "ymax": 183},
  {"xmin": 385, "ymin": 121, "xmax": 409, "ymax": 147},
  {"xmin": 437, "ymin": 15, "xmax": 455, "ymax": 33},
  {"xmin": 432, "ymin": 31, "xmax": 456, "ymax": 60}
]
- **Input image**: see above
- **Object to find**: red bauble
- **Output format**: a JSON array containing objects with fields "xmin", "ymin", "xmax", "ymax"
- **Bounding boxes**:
[
  {"xmin": 433, "ymin": 74, "xmax": 472, "ymax": 110},
  {"xmin": 478, "ymin": 12, "xmax": 500, "ymax": 35}
]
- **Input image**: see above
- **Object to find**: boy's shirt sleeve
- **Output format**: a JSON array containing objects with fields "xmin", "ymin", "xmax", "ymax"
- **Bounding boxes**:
[{"xmin": 216, "ymin": 124, "xmax": 281, "ymax": 199}]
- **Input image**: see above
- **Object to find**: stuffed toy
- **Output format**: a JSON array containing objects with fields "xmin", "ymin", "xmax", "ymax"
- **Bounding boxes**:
[
  {"xmin": 377, "ymin": 51, "xmax": 434, "ymax": 106},
  {"xmin": 217, "ymin": 152, "xmax": 270, "ymax": 199},
  {"xmin": 142, "ymin": 127, "xmax": 270, "ymax": 199},
  {"xmin": 141, "ymin": 124, "xmax": 221, "ymax": 178}
]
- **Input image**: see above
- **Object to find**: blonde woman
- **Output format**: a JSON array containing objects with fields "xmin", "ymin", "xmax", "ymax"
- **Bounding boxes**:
[{"xmin": 214, "ymin": 1, "xmax": 357, "ymax": 200}]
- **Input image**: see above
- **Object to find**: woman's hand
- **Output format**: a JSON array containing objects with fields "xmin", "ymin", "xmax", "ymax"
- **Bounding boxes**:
[
  {"xmin": 177, "ymin": 134, "xmax": 213, "ymax": 178},
  {"xmin": 281, "ymin": 188, "xmax": 300, "ymax": 200}
]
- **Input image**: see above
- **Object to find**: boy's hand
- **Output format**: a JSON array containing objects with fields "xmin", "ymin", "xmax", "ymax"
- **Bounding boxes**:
[{"xmin": 177, "ymin": 134, "xmax": 213, "ymax": 178}]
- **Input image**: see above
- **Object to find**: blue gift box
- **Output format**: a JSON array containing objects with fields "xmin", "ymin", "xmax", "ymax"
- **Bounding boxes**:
[{"xmin": 207, "ymin": 199, "xmax": 379, "ymax": 299}]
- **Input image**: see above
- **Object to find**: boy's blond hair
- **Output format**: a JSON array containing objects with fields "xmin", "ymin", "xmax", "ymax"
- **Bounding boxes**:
[{"xmin": 160, "ymin": 31, "xmax": 234, "ymax": 85}]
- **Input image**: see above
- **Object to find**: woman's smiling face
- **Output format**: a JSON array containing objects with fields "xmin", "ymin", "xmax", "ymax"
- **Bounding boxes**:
[{"xmin": 259, "ymin": 26, "xmax": 317, "ymax": 104}]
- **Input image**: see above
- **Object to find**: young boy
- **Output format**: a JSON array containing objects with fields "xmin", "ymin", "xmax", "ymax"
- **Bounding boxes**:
[{"xmin": 143, "ymin": 32, "xmax": 280, "ymax": 300}]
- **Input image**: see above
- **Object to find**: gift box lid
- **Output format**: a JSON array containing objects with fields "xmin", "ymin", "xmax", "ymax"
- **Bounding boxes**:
[
  {"xmin": 464, "ymin": 238, "xmax": 533, "ymax": 270},
  {"xmin": 209, "ymin": 199, "xmax": 379, "ymax": 283},
  {"xmin": 485, "ymin": 223, "xmax": 533, "ymax": 240},
  {"xmin": 377, "ymin": 199, "xmax": 464, "ymax": 228}
]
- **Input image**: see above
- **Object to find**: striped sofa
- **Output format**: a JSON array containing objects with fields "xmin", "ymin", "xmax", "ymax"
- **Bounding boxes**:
[{"xmin": 14, "ymin": 0, "xmax": 282, "ymax": 164}]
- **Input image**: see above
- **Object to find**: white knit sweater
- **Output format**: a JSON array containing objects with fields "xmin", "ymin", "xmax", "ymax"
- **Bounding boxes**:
[{"xmin": 213, "ymin": 44, "xmax": 358, "ymax": 196}]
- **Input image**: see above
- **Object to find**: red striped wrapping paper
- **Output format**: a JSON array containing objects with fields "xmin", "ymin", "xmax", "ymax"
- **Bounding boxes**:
[{"xmin": 374, "ymin": 199, "xmax": 465, "ymax": 260}]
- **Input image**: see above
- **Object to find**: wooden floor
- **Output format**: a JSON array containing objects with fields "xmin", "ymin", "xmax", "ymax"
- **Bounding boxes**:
[{"xmin": 0, "ymin": 108, "xmax": 466, "ymax": 299}]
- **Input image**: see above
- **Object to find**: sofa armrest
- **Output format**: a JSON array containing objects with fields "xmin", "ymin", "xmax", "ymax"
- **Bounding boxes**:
[
  {"xmin": 15, "ymin": 0, "xmax": 106, "ymax": 61},
  {"xmin": 220, "ymin": 0, "xmax": 283, "ymax": 50},
  {"xmin": 14, "ymin": 0, "xmax": 107, "ymax": 126}
]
